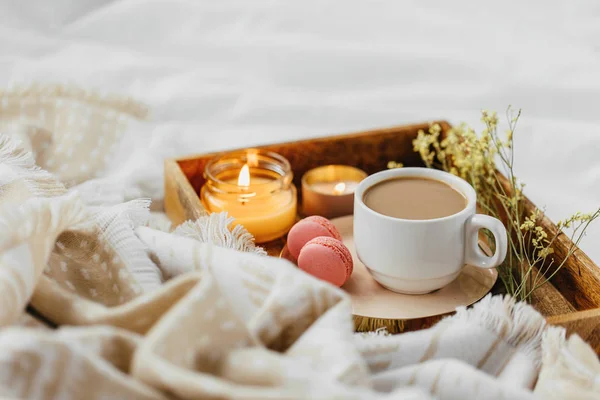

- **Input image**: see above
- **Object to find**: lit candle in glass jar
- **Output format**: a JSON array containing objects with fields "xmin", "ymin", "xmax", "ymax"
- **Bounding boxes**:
[
  {"xmin": 302, "ymin": 165, "xmax": 367, "ymax": 218},
  {"xmin": 201, "ymin": 150, "xmax": 297, "ymax": 243}
]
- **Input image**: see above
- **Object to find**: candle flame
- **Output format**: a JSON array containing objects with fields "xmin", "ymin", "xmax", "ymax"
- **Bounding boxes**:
[
  {"xmin": 238, "ymin": 164, "xmax": 250, "ymax": 187},
  {"xmin": 333, "ymin": 182, "xmax": 346, "ymax": 195}
]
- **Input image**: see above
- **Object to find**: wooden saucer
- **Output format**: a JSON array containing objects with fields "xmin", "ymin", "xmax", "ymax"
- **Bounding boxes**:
[{"xmin": 281, "ymin": 215, "xmax": 497, "ymax": 333}]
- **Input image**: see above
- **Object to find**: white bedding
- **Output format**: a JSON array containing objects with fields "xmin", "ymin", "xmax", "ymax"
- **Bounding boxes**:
[{"xmin": 1, "ymin": 0, "xmax": 599, "ymax": 263}]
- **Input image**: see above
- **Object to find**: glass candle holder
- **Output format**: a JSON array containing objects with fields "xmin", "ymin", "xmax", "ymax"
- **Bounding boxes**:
[
  {"xmin": 302, "ymin": 165, "xmax": 367, "ymax": 218},
  {"xmin": 201, "ymin": 149, "xmax": 297, "ymax": 243}
]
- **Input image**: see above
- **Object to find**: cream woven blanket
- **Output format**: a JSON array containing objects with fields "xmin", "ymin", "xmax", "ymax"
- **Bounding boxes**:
[{"xmin": 0, "ymin": 86, "xmax": 598, "ymax": 400}]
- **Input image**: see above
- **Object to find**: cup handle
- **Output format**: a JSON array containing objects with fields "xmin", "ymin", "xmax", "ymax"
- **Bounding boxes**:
[{"xmin": 465, "ymin": 214, "xmax": 508, "ymax": 269}]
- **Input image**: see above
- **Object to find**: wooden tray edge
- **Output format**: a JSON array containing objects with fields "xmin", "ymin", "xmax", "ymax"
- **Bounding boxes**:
[
  {"xmin": 173, "ymin": 122, "xmax": 451, "ymax": 163},
  {"xmin": 547, "ymin": 309, "xmax": 600, "ymax": 353},
  {"xmin": 164, "ymin": 158, "xmax": 205, "ymax": 226}
]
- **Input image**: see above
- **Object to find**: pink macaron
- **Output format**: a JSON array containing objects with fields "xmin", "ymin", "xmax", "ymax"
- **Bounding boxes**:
[
  {"xmin": 287, "ymin": 216, "xmax": 342, "ymax": 260},
  {"xmin": 297, "ymin": 236, "xmax": 353, "ymax": 287}
]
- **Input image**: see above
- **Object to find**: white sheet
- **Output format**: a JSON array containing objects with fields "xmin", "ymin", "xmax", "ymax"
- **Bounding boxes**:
[{"xmin": 1, "ymin": 0, "xmax": 599, "ymax": 263}]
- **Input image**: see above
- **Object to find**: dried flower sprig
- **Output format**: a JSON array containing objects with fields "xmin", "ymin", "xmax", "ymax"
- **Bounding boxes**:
[
  {"xmin": 387, "ymin": 161, "xmax": 404, "ymax": 169},
  {"xmin": 398, "ymin": 110, "xmax": 600, "ymax": 302}
]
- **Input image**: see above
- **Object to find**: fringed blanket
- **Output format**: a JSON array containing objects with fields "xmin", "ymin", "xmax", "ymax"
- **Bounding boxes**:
[{"xmin": 0, "ymin": 85, "xmax": 598, "ymax": 399}]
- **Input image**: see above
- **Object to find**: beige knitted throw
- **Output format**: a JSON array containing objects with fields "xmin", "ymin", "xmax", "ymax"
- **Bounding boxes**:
[{"xmin": 0, "ymin": 85, "xmax": 598, "ymax": 400}]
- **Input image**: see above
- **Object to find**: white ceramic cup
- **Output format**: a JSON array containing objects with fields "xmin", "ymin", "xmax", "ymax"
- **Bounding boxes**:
[{"xmin": 354, "ymin": 167, "xmax": 507, "ymax": 294}]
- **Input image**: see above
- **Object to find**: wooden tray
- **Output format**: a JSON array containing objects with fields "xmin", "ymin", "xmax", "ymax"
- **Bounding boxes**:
[{"xmin": 165, "ymin": 122, "xmax": 600, "ymax": 352}]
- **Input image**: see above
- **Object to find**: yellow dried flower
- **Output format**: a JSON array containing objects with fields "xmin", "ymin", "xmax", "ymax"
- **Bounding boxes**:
[
  {"xmin": 558, "ymin": 211, "xmax": 598, "ymax": 230},
  {"xmin": 413, "ymin": 129, "xmax": 436, "ymax": 168},
  {"xmin": 521, "ymin": 209, "xmax": 542, "ymax": 231},
  {"xmin": 520, "ymin": 220, "xmax": 534, "ymax": 231},
  {"xmin": 429, "ymin": 123, "xmax": 442, "ymax": 136},
  {"xmin": 387, "ymin": 161, "xmax": 404, "ymax": 169},
  {"xmin": 481, "ymin": 110, "xmax": 498, "ymax": 129},
  {"xmin": 538, "ymin": 247, "xmax": 554, "ymax": 258},
  {"xmin": 406, "ymin": 109, "xmax": 599, "ymax": 302},
  {"xmin": 506, "ymin": 129, "xmax": 513, "ymax": 142}
]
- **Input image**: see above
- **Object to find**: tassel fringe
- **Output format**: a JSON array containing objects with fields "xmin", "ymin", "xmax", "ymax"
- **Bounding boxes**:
[
  {"xmin": 79, "ymin": 199, "xmax": 163, "ymax": 294},
  {"xmin": 173, "ymin": 212, "xmax": 266, "ymax": 256},
  {"xmin": 0, "ymin": 134, "xmax": 66, "ymax": 198},
  {"xmin": 449, "ymin": 294, "xmax": 546, "ymax": 364},
  {"xmin": 356, "ymin": 327, "xmax": 391, "ymax": 338}
]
